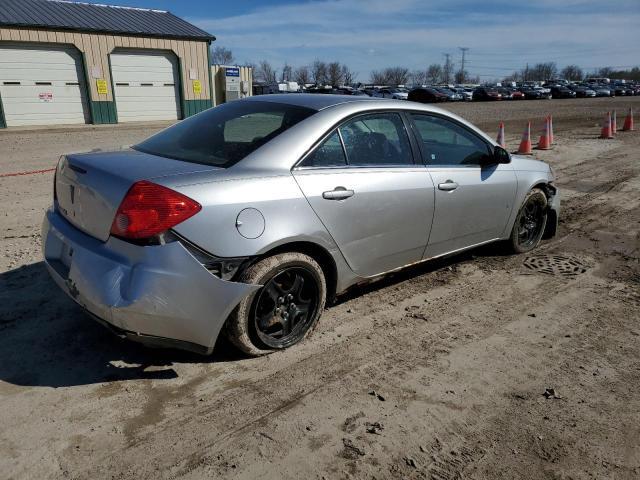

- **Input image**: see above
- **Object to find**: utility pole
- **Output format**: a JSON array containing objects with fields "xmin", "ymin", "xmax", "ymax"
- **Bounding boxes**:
[
  {"xmin": 459, "ymin": 47, "xmax": 469, "ymax": 83},
  {"xmin": 443, "ymin": 53, "xmax": 453, "ymax": 84}
]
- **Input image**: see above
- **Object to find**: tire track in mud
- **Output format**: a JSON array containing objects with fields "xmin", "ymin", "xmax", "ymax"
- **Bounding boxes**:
[{"xmin": 74, "ymin": 255, "xmax": 587, "ymax": 479}]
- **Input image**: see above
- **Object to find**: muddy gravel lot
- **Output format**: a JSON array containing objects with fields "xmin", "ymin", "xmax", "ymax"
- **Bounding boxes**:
[{"xmin": 1, "ymin": 97, "xmax": 639, "ymax": 479}]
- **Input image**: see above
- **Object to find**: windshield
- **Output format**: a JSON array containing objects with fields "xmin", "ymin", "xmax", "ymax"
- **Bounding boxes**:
[{"xmin": 134, "ymin": 101, "xmax": 315, "ymax": 167}]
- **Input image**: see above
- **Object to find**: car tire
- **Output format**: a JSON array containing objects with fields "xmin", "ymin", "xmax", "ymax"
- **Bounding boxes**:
[
  {"xmin": 225, "ymin": 252, "xmax": 327, "ymax": 356},
  {"xmin": 507, "ymin": 188, "xmax": 548, "ymax": 254}
]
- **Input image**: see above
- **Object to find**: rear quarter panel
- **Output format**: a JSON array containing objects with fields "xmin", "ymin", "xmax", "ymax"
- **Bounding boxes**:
[{"xmin": 160, "ymin": 173, "xmax": 338, "ymax": 258}]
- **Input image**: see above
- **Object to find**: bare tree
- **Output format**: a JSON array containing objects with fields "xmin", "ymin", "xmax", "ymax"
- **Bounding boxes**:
[
  {"xmin": 294, "ymin": 65, "xmax": 311, "ymax": 85},
  {"xmin": 211, "ymin": 46, "xmax": 234, "ymax": 65},
  {"xmin": 454, "ymin": 70, "xmax": 468, "ymax": 84},
  {"xmin": 341, "ymin": 65, "xmax": 357, "ymax": 85},
  {"xmin": 326, "ymin": 62, "xmax": 344, "ymax": 86},
  {"xmin": 370, "ymin": 69, "xmax": 388, "ymax": 85},
  {"xmin": 560, "ymin": 65, "xmax": 583, "ymax": 81},
  {"xmin": 503, "ymin": 70, "xmax": 522, "ymax": 83},
  {"xmin": 530, "ymin": 62, "xmax": 557, "ymax": 81},
  {"xmin": 597, "ymin": 67, "xmax": 613, "ymax": 77},
  {"xmin": 256, "ymin": 60, "xmax": 277, "ymax": 83},
  {"xmin": 385, "ymin": 67, "xmax": 409, "ymax": 85},
  {"xmin": 281, "ymin": 62, "xmax": 293, "ymax": 82},
  {"xmin": 311, "ymin": 60, "xmax": 328, "ymax": 85},
  {"xmin": 410, "ymin": 70, "xmax": 426, "ymax": 86},
  {"xmin": 426, "ymin": 64, "xmax": 442, "ymax": 84}
]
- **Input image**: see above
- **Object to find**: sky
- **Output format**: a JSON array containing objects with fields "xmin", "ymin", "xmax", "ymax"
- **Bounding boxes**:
[{"xmin": 79, "ymin": 0, "xmax": 640, "ymax": 81}]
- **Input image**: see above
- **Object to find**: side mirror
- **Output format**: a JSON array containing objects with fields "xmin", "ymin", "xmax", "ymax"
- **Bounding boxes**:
[{"xmin": 493, "ymin": 145, "xmax": 511, "ymax": 164}]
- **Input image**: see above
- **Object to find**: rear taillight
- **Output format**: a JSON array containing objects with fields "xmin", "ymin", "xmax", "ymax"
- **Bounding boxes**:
[{"xmin": 110, "ymin": 181, "xmax": 201, "ymax": 240}]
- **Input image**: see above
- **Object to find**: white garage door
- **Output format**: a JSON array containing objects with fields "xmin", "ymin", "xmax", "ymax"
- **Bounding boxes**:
[
  {"xmin": 0, "ymin": 44, "xmax": 90, "ymax": 127},
  {"xmin": 111, "ymin": 50, "xmax": 181, "ymax": 122}
]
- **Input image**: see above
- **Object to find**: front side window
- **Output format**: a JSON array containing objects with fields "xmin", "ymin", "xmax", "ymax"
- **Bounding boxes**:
[
  {"xmin": 410, "ymin": 114, "xmax": 491, "ymax": 166},
  {"xmin": 134, "ymin": 101, "xmax": 315, "ymax": 168},
  {"xmin": 338, "ymin": 113, "xmax": 413, "ymax": 166}
]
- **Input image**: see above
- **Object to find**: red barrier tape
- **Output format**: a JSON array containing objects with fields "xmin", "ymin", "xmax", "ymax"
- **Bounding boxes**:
[{"xmin": 0, "ymin": 167, "xmax": 56, "ymax": 178}]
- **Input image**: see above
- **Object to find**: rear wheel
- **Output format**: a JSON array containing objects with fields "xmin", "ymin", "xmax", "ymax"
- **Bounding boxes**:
[
  {"xmin": 226, "ymin": 252, "xmax": 326, "ymax": 356},
  {"xmin": 508, "ymin": 188, "xmax": 548, "ymax": 253}
]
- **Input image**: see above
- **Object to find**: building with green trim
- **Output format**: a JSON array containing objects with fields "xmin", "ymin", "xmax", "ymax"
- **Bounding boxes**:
[{"xmin": 0, "ymin": 0, "xmax": 215, "ymax": 128}]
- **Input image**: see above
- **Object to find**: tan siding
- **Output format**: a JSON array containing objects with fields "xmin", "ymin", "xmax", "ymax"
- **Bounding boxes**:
[
  {"xmin": 0, "ymin": 27, "xmax": 210, "ymax": 105},
  {"xmin": 192, "ymin": 42, "xmax": 201, "ymax": 99}
]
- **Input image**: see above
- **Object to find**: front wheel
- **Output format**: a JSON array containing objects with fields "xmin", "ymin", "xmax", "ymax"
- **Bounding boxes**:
[
  {"xmin": 507, "ymin": 188, "xmax": 548, "ymax": 253},
  {"xmin": 226, "ymin": 252, "xmax": 326, "ymax": 356}
]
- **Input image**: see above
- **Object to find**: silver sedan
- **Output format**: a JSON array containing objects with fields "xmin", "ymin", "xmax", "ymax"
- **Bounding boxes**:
[{"xmin": 42, "ymin": 94, "xmax": 559, "ymax": 356}]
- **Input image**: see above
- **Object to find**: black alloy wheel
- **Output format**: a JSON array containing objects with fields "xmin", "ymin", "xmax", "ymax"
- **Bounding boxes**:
[{"xmin": 252, "ymin": 267, "xmax": 321, "ymax": 348}]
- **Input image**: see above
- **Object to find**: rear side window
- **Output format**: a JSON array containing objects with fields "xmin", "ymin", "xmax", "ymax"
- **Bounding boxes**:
[
  {"xmin": 300, "ymin": 131, "xmax": 347, "ymax": 167},
  {"xmin": 411, "ymin": 114, "xmax": 491, "ymax": 166},
  {"xmin": 134, "ymin": 101, "xmax": 315, "ymax": 168},
  {"xmin": 339, "ymin": 113, "xmax": 413, "ymax": 166}
]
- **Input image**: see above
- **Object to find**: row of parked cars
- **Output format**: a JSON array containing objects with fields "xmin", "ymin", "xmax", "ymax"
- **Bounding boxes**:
[{"xmin": 304, "ymin": 81, "xmax": 640, "ymax": 103}]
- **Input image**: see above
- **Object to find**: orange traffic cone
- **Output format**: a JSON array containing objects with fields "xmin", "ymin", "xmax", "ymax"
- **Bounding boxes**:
[
  {"xmin": 536, "ymin": 117, "xmax": 551, "ymax": 150},
  {"xmin": 496, "ymin": 122, "xmax": 506, "ymax": 148},
  {"xmin": 548, "ymin": 115, "xmax": 554, "ymax": 144},
  {"xmin": 622, "ymin": 108, "xmax": 635, "ymax": 131},
  {"xmin": 600, "ymin": 112, "xmax": 613, "ymax": 139},
  {"xmin": 612, "ymin": 110, "xmax": 617, "ymax": 135},
  {"xmin": 517, "ymin": 122, "xmax": 533, "ymax": 155}
]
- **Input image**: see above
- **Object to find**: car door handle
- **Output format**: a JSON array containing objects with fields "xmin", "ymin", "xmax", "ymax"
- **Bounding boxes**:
[
  {"xmin": 438, "ymin": 180, "xmax": 459, "ymax": 191},
  {"xmin": 322, "ymin": 187, "xmax": 354, "ymax": 200}
]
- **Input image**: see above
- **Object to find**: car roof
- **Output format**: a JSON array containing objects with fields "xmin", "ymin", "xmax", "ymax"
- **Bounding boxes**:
[{"xmin": 244, "ymin": 93, "xmax": 385, "ymax": 111}]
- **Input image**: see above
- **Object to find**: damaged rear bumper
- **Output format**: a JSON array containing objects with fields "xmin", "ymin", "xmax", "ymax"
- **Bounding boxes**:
[{"xmin": 42, "ymin": 208, "xmax": 260, "ymax": 354}]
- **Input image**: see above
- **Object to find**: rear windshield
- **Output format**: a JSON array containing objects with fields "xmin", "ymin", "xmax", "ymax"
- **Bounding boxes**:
[{"xmin": 134, "ymin": 101, "xmax": 315, "ymax": 167}]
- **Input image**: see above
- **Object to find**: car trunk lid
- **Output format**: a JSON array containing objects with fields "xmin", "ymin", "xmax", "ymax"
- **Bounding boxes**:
[{"xmin": 55, "ymin": 149, "xmax": 221, "ymax": 242}]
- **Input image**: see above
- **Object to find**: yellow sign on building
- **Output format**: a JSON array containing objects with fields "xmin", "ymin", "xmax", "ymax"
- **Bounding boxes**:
[
  {"xmin": 96, "ymin": 79, "xmax": 108, "ymax": 95},
  {"xmin": 192, "ymin": 79, "xmax": 202, "ymax": 95}
]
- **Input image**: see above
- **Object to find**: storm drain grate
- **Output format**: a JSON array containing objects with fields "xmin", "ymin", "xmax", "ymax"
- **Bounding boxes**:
[{"xmin": 523, "ymin": 254, "xmax": 589, "ymax": 278}]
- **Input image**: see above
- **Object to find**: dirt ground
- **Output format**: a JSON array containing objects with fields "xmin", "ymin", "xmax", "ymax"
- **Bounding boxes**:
[{"xmin": 1, "ymin": 97, "xmax": 639, "ymax": 479}]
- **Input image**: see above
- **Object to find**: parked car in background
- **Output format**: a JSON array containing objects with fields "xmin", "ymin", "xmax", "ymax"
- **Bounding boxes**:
[
  {"xmin": 434, "ymin": 87, "xmax": 462, "ymax": 101},
  {"xmin": 567, "ymin": 84, "xmax": 596, "ymax": 97},
  {"xmin": 611, "ymin": 83, "xmax": 633, "ymax": 96},
  {"xmin": 550, "ymin": 86, "xmax": 577, "ymax": 99},
  {"xmin": 374, "ymin": 87, "xmax": 409, "ymax": 100},
  {"xmin": 334, "ymin": 87, "xmax": 368, "ymax": 96},
  {"xmin": 497, "ymin": 88, "xmax": 515, "ymax": 100},
  {"xmin": 592, "ymin": 85, "xmax": 612, "ymax": 97},
  {"xmin": 518, "ymin": 87, "xmax": 544, "ymax": 100},
  {"xmin": 42, "ymin": 94, "xmax": 559, "ymax": 356},
  {"xmin": 586, "ymin": 77, "xmax": 610, "ymax": 85},
  {"xmin": 534, "ymin": 86, "xmax": 552, "ymax": 99},
  {"xmin": 408, "ymin": 87, "xmax": 449, "ymax": 103},
  {"xmin": 472, "ymin": 87, "xmax": 502, "ymax": 101},
  {"xmin": 456, "ymin": 87, "xmax": 474, "ymax": 101}
]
